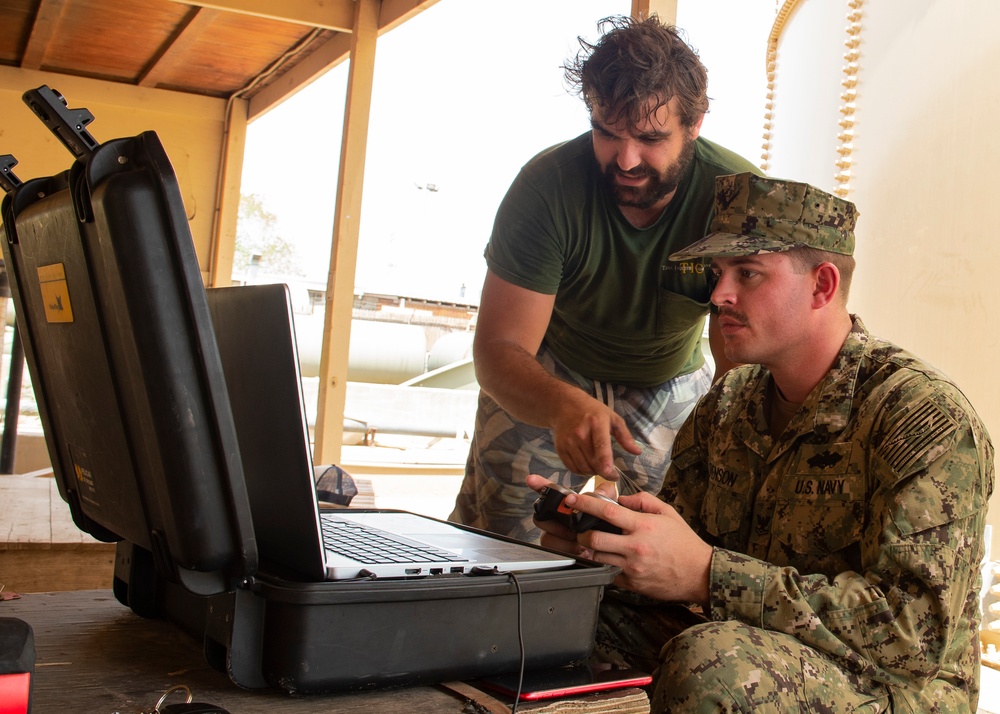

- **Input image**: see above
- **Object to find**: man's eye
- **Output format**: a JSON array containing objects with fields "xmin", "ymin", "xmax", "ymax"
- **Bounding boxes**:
[{"xmin": 740, "ymin": 269, "xmax": 758, "ymax": 279}]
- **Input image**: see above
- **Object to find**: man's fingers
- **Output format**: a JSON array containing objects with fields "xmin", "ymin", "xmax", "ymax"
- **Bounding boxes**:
[
  {"xmin": 617, "ymin": 491, "xmax": 670, "ymax": 515},
  {"xmin": 610, "ymin": 418, "xmax": 642, "ymax": 456},
  {"xmin": 539, "ymin": 531, "xmax": 592, "ymax": 559},
  {"xmin": 586, "ymin": 414, "xmax": 616, "ymax": 477}
]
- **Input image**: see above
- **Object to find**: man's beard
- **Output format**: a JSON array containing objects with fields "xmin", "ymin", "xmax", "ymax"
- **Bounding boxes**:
[{"xmin": 601, "ymin": 135, "xmax": 696, "ymax": 210}]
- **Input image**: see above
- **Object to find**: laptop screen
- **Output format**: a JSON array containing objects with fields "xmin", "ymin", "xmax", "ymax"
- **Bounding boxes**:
[{"xmin": 206, "ymin": 283, "xmax": 328, "ymax": 580}]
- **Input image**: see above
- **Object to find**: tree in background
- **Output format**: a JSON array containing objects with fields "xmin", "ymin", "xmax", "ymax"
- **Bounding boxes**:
[{"xmin": 234, "ymin": 193, "xmax": 304, "ymax": 280}]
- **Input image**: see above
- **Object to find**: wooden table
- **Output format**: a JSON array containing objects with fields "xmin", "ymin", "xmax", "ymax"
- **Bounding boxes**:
[{"xmin": 1, "ymin": 590, "xmax": 467, "ymax": 712}]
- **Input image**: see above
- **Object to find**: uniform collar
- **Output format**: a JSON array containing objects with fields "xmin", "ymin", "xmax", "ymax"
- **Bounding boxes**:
[{"xmin": 807, "ymin": 315, "xmax": 868, "ymax": 435}]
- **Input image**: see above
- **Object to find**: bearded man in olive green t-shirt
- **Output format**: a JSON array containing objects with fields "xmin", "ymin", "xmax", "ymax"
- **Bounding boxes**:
[{"xmin": 448, "ymin": 15, "xmax": 761, "ymax": 542}]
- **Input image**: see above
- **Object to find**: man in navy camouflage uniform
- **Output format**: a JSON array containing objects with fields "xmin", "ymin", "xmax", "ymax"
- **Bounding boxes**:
[{"xmin": 528, "ymin": 172, "xmax": 994, "ymax": 712}]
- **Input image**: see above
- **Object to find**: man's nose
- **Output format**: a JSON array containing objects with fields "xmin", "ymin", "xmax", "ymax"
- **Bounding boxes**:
[
  {"xmin": 615, "ymin": 140, "xmax": 642, "ymax": 172},
  {"xmin": 710, "ymin": 273, "xmax": 735, "ymax": 306}
]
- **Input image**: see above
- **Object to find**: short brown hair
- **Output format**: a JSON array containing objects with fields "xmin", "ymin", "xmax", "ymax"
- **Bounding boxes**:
[
  {"xmin": 786, "ymin": 246, "xmax": 856, "ymax": 302},
  {"xmin": 563, "ymin": 15, "xmax": 710, "ymax": 128}
]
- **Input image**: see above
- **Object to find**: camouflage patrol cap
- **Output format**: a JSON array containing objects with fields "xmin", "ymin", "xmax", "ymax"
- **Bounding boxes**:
[{"xmin": 669, "ymin": 172, "xmax": 858, "ymax": 260}]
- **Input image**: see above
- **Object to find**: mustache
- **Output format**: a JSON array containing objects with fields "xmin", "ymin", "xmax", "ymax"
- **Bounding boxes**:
[
  {"xmin": 612, "ymin": 166, "xmax": 656, "ymax": 179},
  {"xmin": 717, "ymin": 308, "xmax": 749, "ymax": 325}
]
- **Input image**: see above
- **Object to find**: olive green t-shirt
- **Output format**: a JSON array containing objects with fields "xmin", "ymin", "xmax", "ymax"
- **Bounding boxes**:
[{"xmin": 485, "ymin": 133, "xmax": 761, "ymax": 387}]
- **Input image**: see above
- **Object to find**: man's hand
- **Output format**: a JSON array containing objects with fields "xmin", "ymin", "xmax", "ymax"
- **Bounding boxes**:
[
  {"xmin": 550, "ymin": 392, "xmax": 642, "ymax": 479},
  {"xmin": 473, "ymin": 271, "xmax": 641, "ymax": 479},
  {"xmin": 526, "ymin": 474, "xmax": 712, "ymax": 605},
  {"xmin": 527, "ymin": 473, "xmax": 614, "ymax": 559}
]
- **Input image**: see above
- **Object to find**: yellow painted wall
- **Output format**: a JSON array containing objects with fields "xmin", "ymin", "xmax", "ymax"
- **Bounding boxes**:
[
  {"xmin": 766, "ymin": 0, "xmax": 1000, "ymax": 555},
  {"xmin": 0, "ymin": 66, "xmax": 247, "ymax": 285}
]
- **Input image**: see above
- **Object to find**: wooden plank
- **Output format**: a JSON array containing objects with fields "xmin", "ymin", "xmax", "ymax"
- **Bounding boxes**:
[
  {"xmin": 0, "ymin": 548, "xmax": 115, "ymax": 593},
  {"xmin": 0, "ymin": 474, "xmax": 49, "ymax": 545},
  {"xmin": 46, "ymin": 476, "xmax": 92, "ymax": 544},
  {"xmin": 0, "ymin": 473, "xmax": 103, "ymax": 547},
  {"xmin": 0, "ymin": 474, "xmax": 116, "ymax": 593}
]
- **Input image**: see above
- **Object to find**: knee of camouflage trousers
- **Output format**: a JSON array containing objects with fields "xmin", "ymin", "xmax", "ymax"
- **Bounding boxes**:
[{"xmin": 652, "ymin": 621, "xmax": 890, "ymax": 713}]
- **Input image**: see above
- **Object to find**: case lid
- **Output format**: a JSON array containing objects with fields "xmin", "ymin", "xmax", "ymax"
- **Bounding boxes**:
[{"xmin": 1, "ymin": 88, "xmax": 257, "ymax": 595}]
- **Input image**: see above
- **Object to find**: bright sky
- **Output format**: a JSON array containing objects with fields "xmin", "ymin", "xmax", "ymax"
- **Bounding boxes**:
[{"xmin": 238, "ymin": 0, "xmax": 775, "ymax": 304}]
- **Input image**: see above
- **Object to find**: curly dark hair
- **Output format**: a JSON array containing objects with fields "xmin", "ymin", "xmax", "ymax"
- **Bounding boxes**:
[{"xmin": 564, "ymin": 15, "xmax": 710, "ymax": 129}]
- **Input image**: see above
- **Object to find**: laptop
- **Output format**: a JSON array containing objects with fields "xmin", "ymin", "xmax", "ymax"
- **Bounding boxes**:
[{"xmin": 205, "ymin": 283, "xmax": 575, "ymax": 581}]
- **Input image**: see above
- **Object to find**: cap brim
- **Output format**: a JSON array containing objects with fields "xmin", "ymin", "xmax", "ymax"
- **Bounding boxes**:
[{"xmin": 668, "ymin": 231, "xmax": 797, "ymax": 261}]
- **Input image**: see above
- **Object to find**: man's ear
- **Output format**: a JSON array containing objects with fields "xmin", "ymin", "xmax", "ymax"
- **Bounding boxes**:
[
  {"xmin": 812, "ymin": 263, "xmax": 841, "ymax": 309},
  {"xmin": 688, "ymin": 113, "xmax": 706, "ymax": 140}
]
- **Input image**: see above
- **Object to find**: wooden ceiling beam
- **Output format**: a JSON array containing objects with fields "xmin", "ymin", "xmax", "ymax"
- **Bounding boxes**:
[
  {"xmin": 245, "ymin": 32, "xmax": 351, "ymax": 120},
  {"xmin": 20, "ymin": 0, "xmax": 69, "ymax": 70},
  {"xmin": 243, "ymin": 0, "xmax": 439, "ymax": 120},
  {"xmin": 169, "ymin": 0, "xmax": 355, "ymax": 32},
  {"xmin": 139, "ymin": 7, "xmax": 222, "ymax": 88}
]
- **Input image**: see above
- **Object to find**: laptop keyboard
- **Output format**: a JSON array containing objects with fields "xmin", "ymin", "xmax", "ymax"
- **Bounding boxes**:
[{"xmin": 320, "ymin": 514, "xmax": 469, "ymax": 564}]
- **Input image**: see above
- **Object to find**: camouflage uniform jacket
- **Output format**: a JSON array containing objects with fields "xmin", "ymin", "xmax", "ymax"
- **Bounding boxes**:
[{"xmin": 662, "ymin": 316, "xmax": 994, "ymax": 712}]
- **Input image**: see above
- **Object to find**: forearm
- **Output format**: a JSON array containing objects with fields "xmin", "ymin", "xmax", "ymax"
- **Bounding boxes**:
[{"xmin": 475, "ymin": 340, "xmax": 589, "ymax": 429}]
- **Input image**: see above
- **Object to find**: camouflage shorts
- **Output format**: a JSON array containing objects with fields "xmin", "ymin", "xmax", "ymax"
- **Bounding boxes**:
[
  {"xmin": 448, "ymin": 346, "xmax": 712, "ymax": 542},
  {"xmin": 596, "ymin": 589, "xmax": 892, "ymax": 713}
]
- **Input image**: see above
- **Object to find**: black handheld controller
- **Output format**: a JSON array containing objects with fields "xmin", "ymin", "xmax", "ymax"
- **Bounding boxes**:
[{"xmin": 533, "ymin": 483, "xmax": 621, "ymax": 534}]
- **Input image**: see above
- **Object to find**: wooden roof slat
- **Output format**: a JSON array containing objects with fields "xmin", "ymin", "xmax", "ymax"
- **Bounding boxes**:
[
  {"xmin": 37, "ymin": 0, "xmax": 190, "ymax": 83},
  {"xmin": 20, "ymin": 0, "xmax": 70, "ymax": 70},
  {"xmin": 139, "ymin": 7, "xmax": 222, "ymax": 88}
]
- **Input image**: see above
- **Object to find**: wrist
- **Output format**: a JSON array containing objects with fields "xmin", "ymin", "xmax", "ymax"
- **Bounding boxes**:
[{"xmin": 689, "ymin": 543, "xmax": 713, "ymax": 607}]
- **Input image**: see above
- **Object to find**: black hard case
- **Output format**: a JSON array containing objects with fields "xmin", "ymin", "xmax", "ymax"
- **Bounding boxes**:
[{"xmin": 1, "ymin": 91, "xmax": 616, "ymax": 693}]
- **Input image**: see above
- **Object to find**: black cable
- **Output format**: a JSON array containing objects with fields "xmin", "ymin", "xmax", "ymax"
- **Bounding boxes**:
[
  {"xmin": 469, "ymin": 566, "xmax": 526, "ymax": 713},
  {"xmin": 505, "ymin": 570, "xmax": 525, "ymax": 714}
]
